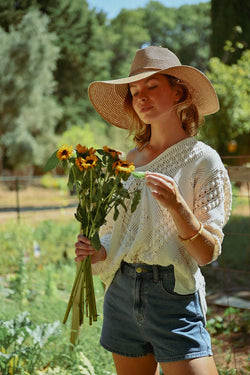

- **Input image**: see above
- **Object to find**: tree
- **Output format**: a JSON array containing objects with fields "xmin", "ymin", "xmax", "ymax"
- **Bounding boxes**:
[
  {"xmin": 41, "ymin": 0, "xmax": 111, "ymax": 132},
  {"xmin": 0, "ymin": 10, "xmax": 62, "ymax": 173},
  {"xmin": 106, "ymin": 1, "xmax": 211, "ymax": 90},
  {"xmin": 199, "ymin": 50, "xmax": 250, "ymax": 157},
  {"xmin": 211, "ymin": 0, "xmax": 250, "ymax": 64},
  {"xmin": 143, "ymin": 1, "xmax": 211, "ymax": 71},
  {"xmin": 108, "ymin": 8, "xmax": 150, "ymax": 78},
  {"xmin": 0, "ymin": 0, "xmax": 112, "ymax": 133}
]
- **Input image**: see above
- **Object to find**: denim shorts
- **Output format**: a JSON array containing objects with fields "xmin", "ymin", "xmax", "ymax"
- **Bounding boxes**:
[{"xmin": 100, "ymin": 262, "xmax": 213, "ymax": 363}]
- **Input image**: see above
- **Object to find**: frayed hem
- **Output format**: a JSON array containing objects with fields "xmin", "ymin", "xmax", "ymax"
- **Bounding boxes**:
[
  {"xmin": 156, "ymin": 350, "xmax": 213, "ymax": 363},
  {"xmin": 100, "ymin": 341, "xmax": 153, "ymax": 358}
]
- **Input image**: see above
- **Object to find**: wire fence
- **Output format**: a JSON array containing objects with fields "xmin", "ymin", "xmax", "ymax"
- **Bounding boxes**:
[{"xmin": 0, "ymin": 174, "xmax": 78, "ymax": 222}]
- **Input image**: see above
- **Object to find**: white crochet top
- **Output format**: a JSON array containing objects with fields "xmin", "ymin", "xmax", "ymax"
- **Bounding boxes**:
[{"xmin": 93, "ymin": 137, "xmax": 232, "ymax": 314}]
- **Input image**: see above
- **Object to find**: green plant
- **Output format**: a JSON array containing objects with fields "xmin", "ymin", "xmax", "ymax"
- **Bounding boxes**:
[
  {"xmin": 207, "ymin": 307, "xmax": 248, "ymax": 336},
  {"xmin": 0, "ymin": 312, "xmax": 61, "ymax": 374},
  {"xmin": 9, "ymin": 250, "xmax": 29, "ymax": 302}
]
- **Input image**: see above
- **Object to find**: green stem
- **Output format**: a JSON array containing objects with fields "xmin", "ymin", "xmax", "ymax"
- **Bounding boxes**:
[{"xmin": 62, "ymin": 259, "xmax": 85, "ymax": 324}]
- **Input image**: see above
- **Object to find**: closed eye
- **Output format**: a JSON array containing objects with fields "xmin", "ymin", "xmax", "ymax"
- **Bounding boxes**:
[{"xmin": 131, "ymin": 91, "xmax": 139, "ymax": 97}]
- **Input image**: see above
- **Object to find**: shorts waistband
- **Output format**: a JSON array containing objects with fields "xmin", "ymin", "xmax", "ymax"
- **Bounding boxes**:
[{"xmin": 120, "ymin": 261, "xmax": 174, "ymax": 283}]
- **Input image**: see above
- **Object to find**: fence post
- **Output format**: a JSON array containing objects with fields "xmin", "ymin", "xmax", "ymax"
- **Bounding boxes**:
[{"xmin": 15, "ymin": 177, "xmax": 20, "ymax": 222}]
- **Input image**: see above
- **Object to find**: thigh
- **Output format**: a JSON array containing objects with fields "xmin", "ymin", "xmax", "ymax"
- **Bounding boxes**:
[
  {"xmin": 113, "ymin": 353, "xmax": 159, "ymax": 375},
  {"xmin": 160, "ymin": 356, "xmax": 218, "ymax": 375}
]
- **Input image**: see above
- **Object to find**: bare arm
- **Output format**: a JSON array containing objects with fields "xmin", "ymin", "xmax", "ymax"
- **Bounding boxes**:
[{"xmin": 145, "ymin": 172, "xmax": 215, "ymax": 266}]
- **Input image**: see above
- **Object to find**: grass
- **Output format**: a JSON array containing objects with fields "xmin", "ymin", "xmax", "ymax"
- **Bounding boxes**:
[{"xmin": 0, "ymin": 205, "xmax": 249, "ymax": 373}]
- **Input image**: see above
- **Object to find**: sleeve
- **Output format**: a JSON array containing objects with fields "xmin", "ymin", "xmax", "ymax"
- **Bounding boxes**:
[{"xmin": 193, "ymin": 151, "xmax": 232, "ymax": 262}]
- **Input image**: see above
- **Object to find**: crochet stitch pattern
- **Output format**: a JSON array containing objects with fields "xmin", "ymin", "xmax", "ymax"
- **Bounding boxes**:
[{"xmin": 93, "ymin": 137, "xmax": 232, "ymax": 315}]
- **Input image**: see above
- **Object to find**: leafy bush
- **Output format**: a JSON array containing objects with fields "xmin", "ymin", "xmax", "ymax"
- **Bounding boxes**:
[
  {"xmin": 207, "ymin": 307, "xmax": 249, "ymax": 336},
  {"xmin": 0, "ymin": 312, "xmax": 61, "ymax": 374},
  {"xmin": 0, "ymin": 220, "xmax": 78, "ymax": 274}
]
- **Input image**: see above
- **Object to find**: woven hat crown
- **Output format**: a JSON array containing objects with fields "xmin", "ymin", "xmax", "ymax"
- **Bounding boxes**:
[
  {"xmin": 129, "ymin": 46, "xmax": 181, "ymax": 76},
  {"xmin": 88, "ymin": 46, "xmax": 219, "ymax": 129}
]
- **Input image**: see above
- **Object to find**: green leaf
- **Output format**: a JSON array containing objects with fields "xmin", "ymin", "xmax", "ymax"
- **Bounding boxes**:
[
  {"xmin": 67, "ymin": 167, "xmax": 75, "ymax": 190},
  {"xmin": 75, "ymin": 204, "xmax": 88, "ymax": 226},
  {"xmin": 113, "ymin": 206, "xmax": 119, "ymax": 221},
  {"xmin": 131, "ymin": 171, "xmax": 146, "ymax": 178},
  {"xmin": 119, "ymin": 188, "xmax": 130, "ymax": 199},
  {"xmin": 44, "ymin": 150, "xmax": 59, "ymax": 171},
  {"xmin": 94, "ymin": 206, "xmax": 106, "ymax": 227},
  {"xmin": 91, "ymin": 231, "xmax": 101, "ymax": 251},
  {"xmin": 131, "ymin": 189, "xmax": 141, "ymax": 212},
  {"xmin": 102, "ymin": 179, "xmax": 114, "ymax": 196}
]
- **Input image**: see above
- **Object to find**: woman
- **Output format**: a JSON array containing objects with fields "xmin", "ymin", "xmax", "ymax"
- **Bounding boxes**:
[{"xmin": 75, "ymin": 46, "xmax": 232, "ymax": 375}]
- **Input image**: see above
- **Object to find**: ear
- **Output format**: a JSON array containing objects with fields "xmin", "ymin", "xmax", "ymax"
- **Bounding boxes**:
[{"xmin": 174, "ymin": 86, "xmax": 183, "ymax": 103}]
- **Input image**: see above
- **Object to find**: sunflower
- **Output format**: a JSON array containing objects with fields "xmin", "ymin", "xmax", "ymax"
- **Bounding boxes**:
[
  {"xmin": 76, "ymin": 144, "xmax": 96, "ymax": 156},
  {"xmin": 76, "ymin": 144, "xmax": 88, "ymax": 154},
  {"xmin": 103, "ymin": 146, "xmax": 122, "ymax": 158},
  {"xmin": 88, "ymin": 147, "xmax": 96, "ymax": 155},
  {"xmin": 75, "ymin": 157, "xmax": 85, "ymax": 171},
  {"xmin": 75, "ymin": 155, "xmax": 98, "ymax": 171},
  {"xmin": 57, "ymin": 145, "xmax": 74, "ymax": 160},
  {"xmin": 113, "ymin": 160, "xmax": 135, "ymax": 174}
]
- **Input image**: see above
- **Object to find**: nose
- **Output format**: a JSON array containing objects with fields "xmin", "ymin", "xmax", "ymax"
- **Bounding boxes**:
[{"xmin": 138, "ymin": 90, "xmax": 148, "ymax": 102}]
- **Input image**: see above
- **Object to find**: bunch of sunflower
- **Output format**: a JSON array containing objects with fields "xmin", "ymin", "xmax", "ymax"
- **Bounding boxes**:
[{"xmin": 45, "ymin": 144, "xmax": 141, "ymax": 326}]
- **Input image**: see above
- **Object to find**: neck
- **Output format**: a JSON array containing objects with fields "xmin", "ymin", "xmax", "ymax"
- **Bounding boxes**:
[{"xmin": 148, "ymin": 118, "xmax": 188, "ymax": 152}]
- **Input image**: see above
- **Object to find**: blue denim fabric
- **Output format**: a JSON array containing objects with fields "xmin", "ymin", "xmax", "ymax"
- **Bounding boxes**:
[{"xmin": 100, "ymin": 262, "xmax": 212, "ymax": 362}]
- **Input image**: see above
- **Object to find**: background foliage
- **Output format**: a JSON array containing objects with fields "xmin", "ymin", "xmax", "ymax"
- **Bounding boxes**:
[
  {"xmin": 0, "ymin": 0, "xmax": 249, "ymax": 173},
  {"xmin": 0, "ymin": 10, "xmax": 61, "ymax": 172}
]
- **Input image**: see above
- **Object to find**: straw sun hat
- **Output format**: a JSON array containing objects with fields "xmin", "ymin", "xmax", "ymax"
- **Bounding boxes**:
[{"xmin": 88, "ymin": 46, "xmax": 219, "ymax": 129}]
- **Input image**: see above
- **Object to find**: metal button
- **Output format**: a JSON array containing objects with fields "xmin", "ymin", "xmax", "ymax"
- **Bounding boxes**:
[{"xmin": 136, "ymin": 267, "xmax": 142, "ymax": 273}]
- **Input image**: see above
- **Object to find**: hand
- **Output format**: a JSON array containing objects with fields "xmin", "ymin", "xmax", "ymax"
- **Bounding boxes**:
[
  {"xmin": 75, "ymin": 235, "xmax": 107, "ymax": 264},
  {"xmin": 145, "ymin": 172, "xmax": 182, "ymax": 210}
]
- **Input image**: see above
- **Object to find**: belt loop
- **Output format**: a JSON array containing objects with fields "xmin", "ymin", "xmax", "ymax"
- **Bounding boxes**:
[{"xmin": 152, "ymin": 265, "xmax": 159, "ymax": 283}]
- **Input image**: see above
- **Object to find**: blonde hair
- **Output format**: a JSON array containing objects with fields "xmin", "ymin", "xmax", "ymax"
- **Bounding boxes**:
[{"xmin": 124, "ymin": 74, "xmax": 204, "ymax": 149}]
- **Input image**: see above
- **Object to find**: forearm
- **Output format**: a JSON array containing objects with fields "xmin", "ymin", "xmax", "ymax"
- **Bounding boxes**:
[
  {"xmin": 145, "ymin": 172, "xmax": 217, "ymax": 266},
  {"xmin": 168, "ymin": 197, "xmax": 215, "ymax": 266}
]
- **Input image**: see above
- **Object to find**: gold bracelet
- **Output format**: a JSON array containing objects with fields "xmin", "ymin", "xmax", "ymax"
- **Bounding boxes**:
[{"xmin": 178, "ymin": 222, "xmax": 204, "ymax": 242}]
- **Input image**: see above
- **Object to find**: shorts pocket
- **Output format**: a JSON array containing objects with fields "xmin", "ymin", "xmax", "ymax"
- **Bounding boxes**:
[
  {"xmin": 108, "ymin": 267, "xmax": 122, "ymax": 289},
  {"xmin": 159, "ymin": 270, "xmax": 195, "ymax": 300}
]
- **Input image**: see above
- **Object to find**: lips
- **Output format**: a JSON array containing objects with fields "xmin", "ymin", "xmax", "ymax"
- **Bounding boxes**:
[{"xmin": 140, "ymin": 105, "xmax": 153, "ymax": 113}]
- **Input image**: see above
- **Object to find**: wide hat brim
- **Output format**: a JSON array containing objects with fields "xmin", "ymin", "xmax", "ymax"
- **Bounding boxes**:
[{"xmin": 88, "ymin": 64, "xmax": 219, "ymax": 129}]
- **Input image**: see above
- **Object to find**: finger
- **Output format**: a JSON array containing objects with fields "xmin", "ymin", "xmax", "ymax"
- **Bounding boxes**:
[
  {"xmin": 146, "ymin": 174, "xmax": 174, "ymax": 187},
  {"xmin": 75, "ymin": 245, "xmax": 95, "ymax": 255},
  {"xmin": 146, "ymin": 180, "xmax": 174, "ymax": 196},
  {"xmin": 77, "ymin": 234, "xmax": 92, "ymax": 244},
  {"xmin": 150, "ymin": 190, "xmax": 167, "ymax": 204},
  {"xmin": 75, "ymin": 254, "xmax": 93, "ymax": 262},
  {"xmin": 75, "ymin": 239, "xmax": 94, "ymax": 249},
  {"xmin": 146, "ymin": 171, "xmax": 174, "ymax": 181}
]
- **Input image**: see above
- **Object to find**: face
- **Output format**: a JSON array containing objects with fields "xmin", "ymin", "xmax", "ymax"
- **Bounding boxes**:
[{"xmin": 129, "ymin": 74, "xmax": 180, "ymax": 125}]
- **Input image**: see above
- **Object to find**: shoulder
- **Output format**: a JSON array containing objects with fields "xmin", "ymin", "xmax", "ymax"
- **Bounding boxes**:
[
  {"xmin": 193, "ymin": 141, "xmax": 231, "ymax": 194},
  {"xmin": 195, "ymin": 141, "xmax": 225, "ymax": 171}
]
